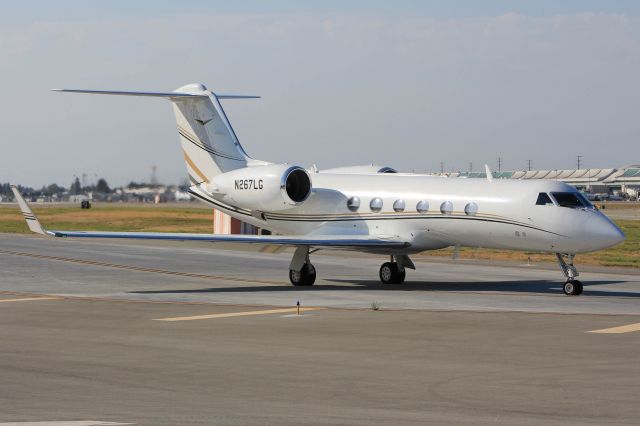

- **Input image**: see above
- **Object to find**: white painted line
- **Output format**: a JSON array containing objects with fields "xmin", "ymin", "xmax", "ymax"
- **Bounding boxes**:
[
  {"xmin": 0, "ymin": 421, "xmax": 135, "ymax": 426},
  {"xmin": 154, "ymin": 307, "xmax": 325, "ymax": 322},
  {"xmin": 587, "ymin": 323, "xmax": 640, "ymax": 334},
  {"xmin": 280, "ymin": 313, "xmax": 316, "ymax": 318},
  {"xmin": 0, "ymin": 297, "xmax": 60, "ymax": 303}
]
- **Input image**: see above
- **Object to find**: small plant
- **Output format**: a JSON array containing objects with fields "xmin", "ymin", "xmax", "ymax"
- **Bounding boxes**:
[{"xmin": 370, "ymin": 301, "xmax": 381, "ymax": 311}]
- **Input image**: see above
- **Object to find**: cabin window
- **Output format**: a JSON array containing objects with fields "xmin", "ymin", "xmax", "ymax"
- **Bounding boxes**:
[
  {"xmin": 370, "ymin": 197, "xmax": 383, "ymax": 212},
  {"xmin": 393, "ymin": 199, "xmax": 405, "ymax": 212},
  {"xmin": 550, "ymin": 192, "xmax": 588, "ymax": 209},
  {"xmin": 536, "ymin": 193, "xmax": 553, "ymax": 206},
  {"xmin": 347, "ymin": 196, "xmax": 360, "ymax": 212},
  {"xmin": 416, "ymin": 200, "xmax": 429, "ymax": 213},
  {"xmin": 440, "ymin": 201, "xmax": 453, "ymax": 215},
  {"xmin": 464, "ymin": 202, "xmax": 478, "ymax": 216}
]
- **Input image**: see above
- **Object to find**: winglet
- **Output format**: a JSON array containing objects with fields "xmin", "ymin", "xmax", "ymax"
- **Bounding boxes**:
[
  {"xmin": 484, "ymin": 164, "xmax": 494, "ymax": 182},
  {"xmin": 10, "ymin": 185, "xmax": 46, "ymax": 235}
]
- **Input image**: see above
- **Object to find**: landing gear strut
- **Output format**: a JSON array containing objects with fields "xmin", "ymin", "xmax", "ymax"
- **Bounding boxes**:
[
  {"xmin": 556, "ymin": 253, "xmax": 583, "ymax": 296},
  {"xmin": 289, "ymin": 246, "xmax": 316, "ymax": 286},
  {"xmin": 379, "ymin": 255, "xmax": 414, "ymax": 284}
]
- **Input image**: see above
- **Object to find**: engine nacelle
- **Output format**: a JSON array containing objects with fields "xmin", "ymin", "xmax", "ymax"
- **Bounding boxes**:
[
  {"xmin": 320, "ymin": 164, "xmax": 397, "ymax": 174},
  {"xmin": 209, "ymin": 164, "xmax": 312, "ymax": 212}
]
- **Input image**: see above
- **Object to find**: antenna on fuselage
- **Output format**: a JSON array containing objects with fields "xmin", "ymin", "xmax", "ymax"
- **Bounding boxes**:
[{"xmin": 484, "ymin": 164, "xmax": 494, "ymax": 182}]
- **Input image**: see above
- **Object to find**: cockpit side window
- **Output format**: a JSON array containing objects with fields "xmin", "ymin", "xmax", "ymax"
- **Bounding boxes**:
[
  {"xmin": 576, "ymin": 192, "xmax": 595, "ymax": 209},
  {"xmin": 536, "ymin": 192, "xmax": 554, "ymax": 206},
  {"xmin": 550, "ymin": 192, "xmax": 588, "ymax": 208}
]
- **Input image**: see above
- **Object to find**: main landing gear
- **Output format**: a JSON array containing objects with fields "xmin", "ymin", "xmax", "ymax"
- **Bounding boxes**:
[
  {"xmin": 379, "ymin": 255, "xmax": 415, "ymax": 284},
  {"xmin": 379, "ymin": 262, "xmax": 405, "ymax": 284},
  {"xmin": 288, "ymin": 248, "xmax": 415, "ymax": 287},
  {"xmin": 289, "ymin": 246, "xmax": 316, "ymax": 286},
  {"xmin": 556, "ymin": 253, "xmax": 583, "ymax": 296}
]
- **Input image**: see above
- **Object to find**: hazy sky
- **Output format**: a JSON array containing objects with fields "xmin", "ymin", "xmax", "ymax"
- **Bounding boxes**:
[{"xmin": 1, "ymin": 1, "xmax": 639, "ymax": 187}]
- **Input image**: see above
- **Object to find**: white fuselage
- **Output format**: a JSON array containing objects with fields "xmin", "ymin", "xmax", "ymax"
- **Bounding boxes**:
[{"xmin": 191, "ymin": 172, "xmax": 624, "ymax": 255}]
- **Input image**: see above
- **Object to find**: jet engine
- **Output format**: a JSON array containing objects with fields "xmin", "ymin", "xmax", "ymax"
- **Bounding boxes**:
[{"xmin": 209, "ymin": 164, "xmax": 312, "ymax": 211}]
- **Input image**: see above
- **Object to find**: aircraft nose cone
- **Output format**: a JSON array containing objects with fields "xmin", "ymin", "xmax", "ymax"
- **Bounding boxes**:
[{"xmin": 588, "ymin": 213, "xmax": 625, "ymax": 250}]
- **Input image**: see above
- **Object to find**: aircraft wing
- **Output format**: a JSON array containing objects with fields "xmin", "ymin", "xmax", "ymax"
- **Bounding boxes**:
[{"xmin": 10, "ymin": 186, "xmax": 409, "ymax": 249}]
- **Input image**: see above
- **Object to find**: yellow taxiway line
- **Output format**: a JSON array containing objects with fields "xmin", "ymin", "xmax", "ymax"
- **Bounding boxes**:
[
  {"xmin": 0, "ymin": 296, "xmax": 60, "ymax": 303},
  {"xmin": 154, "ymin": 307, "xmax": 325, "ymax": 322},
  {"xmin": 587, "ymin": 323, "xmax": 640, "ymax": 334}
]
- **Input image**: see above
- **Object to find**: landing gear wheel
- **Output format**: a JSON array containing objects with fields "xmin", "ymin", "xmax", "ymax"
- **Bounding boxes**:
[
  {"xmin": 379, "ymin": 262, "xmax": 405, "ymax": 284},
  {"xmin": 563, "ymin": 279, "xmax": 583, "ymax": 296},
  {"xmin": 289, "ymin": 263, "xmax": 316, "ymax": 286}
]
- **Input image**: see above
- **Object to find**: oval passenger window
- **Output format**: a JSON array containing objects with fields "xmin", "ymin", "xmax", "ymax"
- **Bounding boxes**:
[
  {"xmin": 416, "ymin": 200, "xmax": 429, "ymax": 213},
  {"xmin": 440, "ymin": 201, "xmax": 453, "ymax": 215},
  {"xmin": 370, "ymin": 197, "xmax": 383, "ymax": 212},
  {"xmin": 347, "ymin": 196, "xmax": 360, "ymax": 212},
  {"xmin": 464, "ymin": 202, "xmax": 478, "ymax": 216}
]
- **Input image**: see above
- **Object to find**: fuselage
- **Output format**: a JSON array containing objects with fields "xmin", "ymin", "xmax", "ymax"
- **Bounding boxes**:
[{"xmin": 192, "ymin": 172, "xmax": 625, "ymax": 255}]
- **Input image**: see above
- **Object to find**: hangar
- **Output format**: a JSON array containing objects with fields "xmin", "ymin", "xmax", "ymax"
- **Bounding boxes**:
[{"xmin": 447, "ymin": 165, "xmax": 640, "ymax": 200}]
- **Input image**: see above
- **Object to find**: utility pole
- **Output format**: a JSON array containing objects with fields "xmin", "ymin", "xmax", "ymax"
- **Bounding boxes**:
[
  {"xmin": 497, "ymin": 157, "xmax": 502, "ymax": 173},
  {"xmin": 527, "ymin": 159, "xmax": 532, "ymax": 171},
  {"xmin": 469, "ymin": 162, "xmax": 473, "ymax": 173},
  {"xmin": 440, "ymin": 162, "xmax": 444, "ymax": 174},
  {"xmin": 576, "ymin": 155, "xmax": 583, "ymax": 170},
  {"xmin": 150, "ymin": 165, "xmax": 158, "ymax": 186}
]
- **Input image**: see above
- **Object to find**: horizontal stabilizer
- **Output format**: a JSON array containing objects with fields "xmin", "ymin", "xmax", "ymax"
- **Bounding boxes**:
[{"xmin": 52, "ymin": 89, "xmax": 259, "ymax": 100}]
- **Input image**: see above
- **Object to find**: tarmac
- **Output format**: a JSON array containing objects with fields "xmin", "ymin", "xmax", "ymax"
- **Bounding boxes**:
[{"xmin": 0, "ymin": 233, "xmax": 639, "ymax": 425}]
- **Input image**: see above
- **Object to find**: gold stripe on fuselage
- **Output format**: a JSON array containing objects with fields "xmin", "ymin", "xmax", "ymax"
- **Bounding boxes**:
[{"xmin": 182, "ymin": 149, "xmax": 210, "ymax": 183}]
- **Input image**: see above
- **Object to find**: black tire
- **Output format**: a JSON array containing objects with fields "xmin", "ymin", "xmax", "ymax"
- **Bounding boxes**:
[
  {"xmin": 563, "ymin": 279, "xmax": 583, "ymax": 296},
  {"xmin": 289, "ymin": 263, "xmax": 316, "ymax": 286},
  {"xmin": 379, "ymin": 262, "xmax": 405, "ymax": 284},
  {"xmin": 379, "ymin": 262, "xmax": 396, "ymax": 284},
  {"xmin": 304, "ymin": 263, "xmax": 317, "ymax": 285},
  {"xmin": 572, "ymin": 280, "xmax": 583, "ymax": 295}
]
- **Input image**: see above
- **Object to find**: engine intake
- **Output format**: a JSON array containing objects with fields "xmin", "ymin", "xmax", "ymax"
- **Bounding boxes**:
[{"xmin": 284, "ymin": 167, "xmax": 311, "ymax": 203}]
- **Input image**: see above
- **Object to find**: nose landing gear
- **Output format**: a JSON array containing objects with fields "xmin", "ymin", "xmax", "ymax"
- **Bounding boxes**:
[{"xmin": 556, "ymin": 253, "xmax": 583, "ymax": 296}]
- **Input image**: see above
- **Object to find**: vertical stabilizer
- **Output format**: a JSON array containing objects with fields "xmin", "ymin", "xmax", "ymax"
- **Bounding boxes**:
[
  {"xmin": 171, "ymin": 84, "xmax": 262, "ymax": 185},
  {"xmin": 53, "ymin": 84, "xmax": 268, "ymax": 186}
]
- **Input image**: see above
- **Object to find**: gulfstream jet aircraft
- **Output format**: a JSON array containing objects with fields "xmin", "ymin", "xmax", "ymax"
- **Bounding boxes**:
[{"xmin": 12, "ymin": 83, "xmax": 625, "ymax": 296}]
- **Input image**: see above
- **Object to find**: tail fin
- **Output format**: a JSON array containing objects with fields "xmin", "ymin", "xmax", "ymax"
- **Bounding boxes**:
[
  {"xmin": 11, "ymin": 186, "xmax": 46, "ymax": 235},
  {"xmin": 53, "ymin": 83, "xmax": 268, "ymax": 185}
]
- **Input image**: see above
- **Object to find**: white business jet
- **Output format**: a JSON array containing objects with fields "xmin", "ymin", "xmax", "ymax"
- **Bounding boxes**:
[{"xmin": 12, "ymin": 83, "xmax": 625, "ymax": 296}]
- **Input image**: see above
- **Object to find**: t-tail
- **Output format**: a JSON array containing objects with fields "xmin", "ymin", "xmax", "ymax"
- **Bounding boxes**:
[{"xmin": 52, "ymin": 83, "xmax": 269, "ymax": 186}]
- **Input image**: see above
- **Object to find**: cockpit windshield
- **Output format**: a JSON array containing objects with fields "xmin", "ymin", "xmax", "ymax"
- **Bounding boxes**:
[
  {"xmin": 576, "ymin": 192, "xmax": 595, "ymax": 208},
  {"xmin": 550, "ymin": 192, "xmax": 592, "ymax": 209}
]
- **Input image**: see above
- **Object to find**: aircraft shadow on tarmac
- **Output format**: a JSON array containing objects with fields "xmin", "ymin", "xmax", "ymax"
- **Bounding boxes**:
[{"xmin": 130, "ymin": 279, "xmax": 639, "ymax": 298}]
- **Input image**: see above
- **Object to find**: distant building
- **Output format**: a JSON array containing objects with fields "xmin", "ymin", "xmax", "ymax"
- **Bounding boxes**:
[
  {"xmin": 443, "ymin": 165, "xmax": 640, "ymax": 200},
  {"xmin": 212, "ymin": 209, "xmax": 258, "ymax": 235}
]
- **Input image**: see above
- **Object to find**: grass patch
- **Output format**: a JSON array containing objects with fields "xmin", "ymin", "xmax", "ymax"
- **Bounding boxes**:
[{"xmin": 0, "ymin": 205, "xmax": 214, "ymax": 234}]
